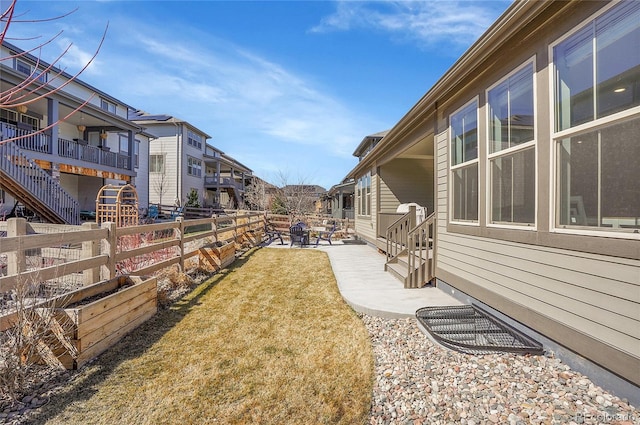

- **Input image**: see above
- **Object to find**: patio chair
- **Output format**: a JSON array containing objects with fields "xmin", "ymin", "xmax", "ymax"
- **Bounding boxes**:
[
  {"xmin": 148, "ymin": 205, "xmax": 159, "ymax": 219},
  {"xmin": 170, "ymin": 205, "xmax": 184, "ymax": 219},
  {"xmin": 265, "ymin": 223, "xmax": 284, "ymax": 245},
  {"xmin": 289, "ymin": 225, "xmax": 309, "ymax": 247},
  {"xmin": 315, "ymin": 223, "xmax": 337, "ymax": 246}
]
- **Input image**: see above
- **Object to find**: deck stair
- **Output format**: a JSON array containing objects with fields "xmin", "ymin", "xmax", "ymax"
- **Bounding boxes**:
[
  {"xmin": 0, "ymin": 141, "xmax": 80, "ymax": 224},
  {"xmin": 384, "ymin": 206, "xmax": 435, "ymax": 288}
]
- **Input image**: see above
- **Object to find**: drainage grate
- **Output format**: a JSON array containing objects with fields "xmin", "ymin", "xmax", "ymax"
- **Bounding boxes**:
[{"xmin": 416, "ymin": 304, "xmax": 544, "ymax": 355}]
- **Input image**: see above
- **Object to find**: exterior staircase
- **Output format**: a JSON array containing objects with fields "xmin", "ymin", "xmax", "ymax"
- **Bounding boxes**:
[
  {"xmin": 384, "ymin": 206, "xmax": 435, "ymax": 288},
  {"xmin": 0, "ymin": 141, "xmax": 80, "ymax": 224}
]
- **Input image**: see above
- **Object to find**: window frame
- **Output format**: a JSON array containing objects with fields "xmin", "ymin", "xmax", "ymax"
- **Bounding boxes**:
[
  {"xmin": 15, "ymin": 58, "xmax": 47, "ymax": 83},
  {"xmin": 149, "ymin": 154, "xmax": 165, "ymax": 173},
  {"xmin": 187, "ymin": 156, "xmax": 202, "ymax": 177},
  {"xmin": 549, "ymin": 1, "xmax": 640, "ymax": 240},
  {"xmin": 449, "ymin": 97, "xmax": 480, "ymax": 226},
  {"xmin": 485, "ymin": 58, "xmax": 538, "ymax": 230},
  {"xmin": 356, "ymin": 171, "xmax": 371, "ymax": 217},
  {"xmin": 100, "ymin": 98, "xmax": 117, "ymax": 114},
  {"xmin": 187, "ymin": 130, "xmax": 203, "ymax": 150}
]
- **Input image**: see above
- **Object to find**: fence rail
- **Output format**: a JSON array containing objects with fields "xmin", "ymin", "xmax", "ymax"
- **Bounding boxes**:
[{"xmin": 0, "ymin": 211, "xmax": 267, "ymax": 330}]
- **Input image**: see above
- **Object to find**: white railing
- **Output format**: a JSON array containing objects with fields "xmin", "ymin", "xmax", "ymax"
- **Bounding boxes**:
[{"xmin": 0, "ymin": 141, "xmax": 80, "ymax": 224}]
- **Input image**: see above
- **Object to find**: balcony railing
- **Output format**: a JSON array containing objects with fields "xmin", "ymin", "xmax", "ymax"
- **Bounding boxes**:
[
  {"xmin": 0, "ymin": 123, "xmax": 131, "ymax": 171},
  {"xmin": 0, "ymin": 122, "xmax": 51, "ymax": 154},
  {"xmin": 204, "ymin": 176, "xmax": 244, "ymax": 190}
]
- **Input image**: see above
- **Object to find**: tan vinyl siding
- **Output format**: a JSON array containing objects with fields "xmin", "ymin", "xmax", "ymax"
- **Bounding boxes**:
[
  {"xmin": 436, "ymin": 131, "xmax": 449, "ymax": 227},
  {"xmin": 149, "ymin": 137, "xmax": 178, "ymax": 205},
  {"xmin": 355, "ymin": 172, "xmax": 377, "ymax": 243},
  {"xmin": 437, "ymin": 234, "xmax": 639, "ymax": 350},
  {"xmin": 378, "ymin": 158, "xmax": 434, "ymax": 213},
  {"xmin": 436, "ymin": 117, "xmax": 640, "ymax": 383}
]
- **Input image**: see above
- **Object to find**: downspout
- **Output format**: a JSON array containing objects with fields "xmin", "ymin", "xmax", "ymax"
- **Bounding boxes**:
[{"xmin": 175, "ymin": 122, "xmax": 183, "ymax": 204}]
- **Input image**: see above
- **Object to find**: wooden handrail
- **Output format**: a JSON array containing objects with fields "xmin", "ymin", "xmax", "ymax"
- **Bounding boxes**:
[
  {"xmin": 406, "ymin": 213, "xmax": 436, "ymax": 288},
  {"xmin": 385, "ymin": 206, "xmax": 416, "ymax": 264}
]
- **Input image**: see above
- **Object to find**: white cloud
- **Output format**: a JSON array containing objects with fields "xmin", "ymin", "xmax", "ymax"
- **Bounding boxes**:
[
  {"xmin": 311, "ymin": 0, "xmax": 507, "ymax": 48},
  {"xmin": 101, "ymin": 23, "xmax": 366, "ymax": 158}
]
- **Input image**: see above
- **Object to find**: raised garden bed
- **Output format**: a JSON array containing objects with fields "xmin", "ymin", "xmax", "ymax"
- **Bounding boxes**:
[
  {"xmin": 16, "ymin": 275, "xmax": 158, "ymax": 370},
  {"xmin": 242, "ymin": 229, "xmax": 264, "ymax": 247},
  {"xmin": 61, "ymin": 275, "xmax": 157, "ymax": 369},
  {"xmin": 198, "ymin": 242, "xmax": 236, "ymax": 272}
]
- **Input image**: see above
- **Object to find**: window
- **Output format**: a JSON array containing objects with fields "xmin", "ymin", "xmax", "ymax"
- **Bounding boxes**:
[
  {"xmin": 553, "ymin": 2, "xmax": 640, "ymax": 234},
  {"xmin": 134, "ymin": 140, "xmax": 140, "ymax": 167},
  {"xmin": 119, "ymin": 134, "xmax": 129, "ymax": 154},
  {"xmin": 150, "ymin": 155, "xmax": 165, "ymax": 173},
  {"xmin": 488, "ymin": 62, "xmax": 536, "ymax": 225},
  {"xmin": 0, "ymin": 108, "xmax": 17, "ymax": 124},
  {"xmin": 100, "ymin": 99, "xmax": 116, "ymax": 114},
  {"xmin": 187, "ymin": 130, "xmax": 202, "ymax": 149},
  {"xmin": 19, "ymin": 114, "xmax": 39, "ymax": 131},
  {"xmin": 554, "ymin": 2, "xmax": 639, "ymax": 131},
  {"xmin": 556, "ymin": 118, "xmax": 639, "ymax": 231},
  {"xmin": 187, "ymin": 156, "xmax": 202, "ymax": 177},
  {"xmin": 357, "ymin": 172, "xmax": 371, "ymax": 216},
  {"xmin": 15, "ymin": 59, "xmax": 47, "ymax": 83},
  {"xmin": 450, "ymin": 100, "xmax": 479, "ymax": 222}
]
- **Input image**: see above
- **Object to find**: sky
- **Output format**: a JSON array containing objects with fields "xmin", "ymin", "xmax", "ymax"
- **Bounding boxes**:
[{"xmin": 7, "ymin": 0, "xmax": 511, "ymax": 190}]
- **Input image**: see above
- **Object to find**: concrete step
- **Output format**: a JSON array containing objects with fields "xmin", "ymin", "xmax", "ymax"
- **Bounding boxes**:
[{"xmin": 385, "ymin": 261, "xmax": 407, "ymax": 284}]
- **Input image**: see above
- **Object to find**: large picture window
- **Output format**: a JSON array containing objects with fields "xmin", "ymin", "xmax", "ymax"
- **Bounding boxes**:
[
  {"xmin": 557, "ymin": 117, "xmax": 639, "ymax": 230},
  {"xmin": 488, "ymin": 63, "xmax": 536, "ymax": 225},
  {"xmin": 553, "ymin": 2, "xmax": 640, "ymax": 234},
  {"xmin": 554, "ymin": 1, "xmax": 639, "ymax": 131},
  {"xmin": 450, "ymin": 100, "xmax": 478, "ymax": 222},
  {"xmin": 357, "ymin": 172, "xmax": 371, "ymax": 216}
]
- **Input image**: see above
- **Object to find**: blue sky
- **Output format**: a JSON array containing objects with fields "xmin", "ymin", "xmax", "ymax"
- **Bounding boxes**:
[{"xmin": 9, "ymin": 0, "xmax": 510, "ymax": 190}]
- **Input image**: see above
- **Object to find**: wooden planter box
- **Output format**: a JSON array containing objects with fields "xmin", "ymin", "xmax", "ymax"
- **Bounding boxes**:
[
  {"xmin": 242, "ymin": 229, "xmax": 264, "ymax": 247},
  {"xmin": 198, "ymin": 242, "xmax": 236, "ymax": 272},
  {"xmin": 54, "ymin": 275, "xmax": 157, "ymax": 369}
]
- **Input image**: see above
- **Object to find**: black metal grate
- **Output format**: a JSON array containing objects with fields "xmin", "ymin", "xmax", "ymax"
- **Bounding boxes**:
[{"xmin": 416, "ymin": 304, "xmax": 544, "ymax": 355}]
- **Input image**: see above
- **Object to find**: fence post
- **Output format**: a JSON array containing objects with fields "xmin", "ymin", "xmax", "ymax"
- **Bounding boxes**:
[
  {"xmin": 234, "ymin": 210, "xmax": 239, "ymax": 247},
  {"xmin": 81, "ymin": 222, "xmax": 100, "ymax": 285},
  {"xmin": 176, "ymin": 217, "xmax": 185, "ymax": 271},
  {"xmin": 101, "ymin": 222, "xmax": 117, "ymax": 281},
  {"xmin": 212, "ymin": 214, "xmax": 218, "ymax": 243},
  {"xmin": 6, "ymin": 218, "xmax": 27, "ymax": 276}
]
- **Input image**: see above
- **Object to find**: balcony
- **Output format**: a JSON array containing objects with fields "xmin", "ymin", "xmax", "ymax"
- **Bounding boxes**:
[
  {"xmin": 204, "ymin": 176, "xmax": 243, "ymax": 190},
  {"xmin": 1, "ymin": 122, "xmax": 131, "ymax": 172}
]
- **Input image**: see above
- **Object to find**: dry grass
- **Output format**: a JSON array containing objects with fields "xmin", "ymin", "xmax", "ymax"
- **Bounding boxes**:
[{"xmin": 31, "ymin": 248, "xmax": 373, "ymax": 425}]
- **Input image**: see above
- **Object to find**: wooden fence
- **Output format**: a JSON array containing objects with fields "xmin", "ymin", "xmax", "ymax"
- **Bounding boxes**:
[
  {"xmin": 0, "ymin": 211, "xmax": 265, "ymax": 330},
  {"xmin": 0, "ymin": 211, "xmax": 356, "ymax": 330}
]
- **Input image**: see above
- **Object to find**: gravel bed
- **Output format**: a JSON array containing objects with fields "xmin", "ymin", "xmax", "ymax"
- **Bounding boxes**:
[{"xmin": 362, "ymin": 315, "xmax": 638, "ymax": 425}]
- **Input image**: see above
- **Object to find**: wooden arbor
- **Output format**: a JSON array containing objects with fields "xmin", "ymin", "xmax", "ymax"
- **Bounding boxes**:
[{"xmin": 96, "ymin": 184, "xmax": 138, "ymax": 227}]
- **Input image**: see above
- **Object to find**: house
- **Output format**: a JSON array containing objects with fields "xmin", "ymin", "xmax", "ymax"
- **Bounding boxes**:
[
  {"xmin": 323, "ymin": 179, "xmax": 355, "ymax": 220},
  {"xmin": 347, "ymin": 0, "xmax": 639, "ymax": 398},
  {"xmin": 0, "ymin": 42, "xmax": 150, "ymax": 223},
  {"xmin": 203, "ymin": 144, "xmax": 253, "ymax": 209},
  {"xmin": 130, "ymin": 110, "xmax": 252, "ymax": 210}
]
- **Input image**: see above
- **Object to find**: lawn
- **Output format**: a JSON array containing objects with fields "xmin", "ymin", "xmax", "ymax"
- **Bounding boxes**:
[{"xmin": 29, "ymin": 248, "xmax": 373, "ymax": 425}]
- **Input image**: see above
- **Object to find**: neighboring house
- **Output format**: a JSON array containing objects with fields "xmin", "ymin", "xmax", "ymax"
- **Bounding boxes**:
[
  {"xmin": 0, "ymin": 42, "xmax": 149, "ymax": 223},
  {"xmin": 353, "ymin": 130, "xmax": 388, "ymax": 163},
  {"xmin": 130, "ymin": 110, "xmax": 252, "ymax": 210},
  {"xmin": 203, "ymin": 144, "xmax": 252, "ymax": 209},
  {"xmin": 324, "ymin": 179, "xmax": 355, "ymax": 220},
  {"xmin": 347, "ymin": 1, "xmax": 639, "ymax": 398},
  {"xmin": 279, "ymin": 184, "xmax": 327, "ymax": 215},
  {"xmin": 130, "ymin": 110, "xmax": 206, "ymax": 209}
]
